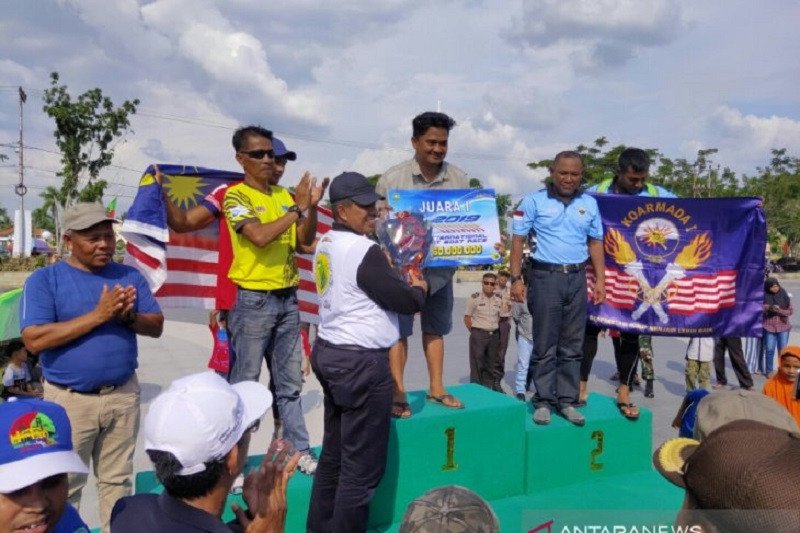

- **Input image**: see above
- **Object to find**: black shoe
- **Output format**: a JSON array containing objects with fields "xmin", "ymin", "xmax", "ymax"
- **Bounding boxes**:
[
  {"xmin": 644, "ymin": 379, "xmax": 654, "ymax": 398},
  {"xmin": 516, "ymin": 393, "xmax": 526, "ymax": 401}
]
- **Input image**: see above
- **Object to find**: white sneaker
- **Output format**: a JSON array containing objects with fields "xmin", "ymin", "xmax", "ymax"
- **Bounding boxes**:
[{"xmin": 297, "ymin": 451, "xmax": 318, "ymax": 475}]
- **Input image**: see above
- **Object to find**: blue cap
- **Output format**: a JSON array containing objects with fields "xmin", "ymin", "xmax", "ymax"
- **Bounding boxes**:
[
  {"xmin": 272, "ymin": 137, "xmax": 297, "ymax": 161},
  {"xmin": 0, "ymin": 399, "xmax": 88, "ymax": 493}
]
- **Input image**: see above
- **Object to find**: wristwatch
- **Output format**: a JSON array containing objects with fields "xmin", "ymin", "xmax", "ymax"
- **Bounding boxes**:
[{"xmin": 287, "ymin": 205, "xmax": 305, "ymax": 219}]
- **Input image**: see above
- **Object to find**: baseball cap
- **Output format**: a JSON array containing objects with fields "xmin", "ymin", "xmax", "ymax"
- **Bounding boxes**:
[
  {"xmin": 272, "ymin": 137, "xmax": 297, "ymax": 161},
  {"xmin": 328, "ymin": 172, "xmax": 383, "ymax": 206},
  {"xmin": 653, "ymin": 419, "xmax": 800, "ymax": 530},
  {"xmin": 144, "ymin": 372, "xmax": 272, "ymax": 476},
  {"xmin": 693, "ymin": 388, "xmax": 798, "ymax": 440},
  {"xmin": 0, "ymin": 399, "xmax": 88, "ymax": 493},
  {"xmin": 63, "ymin": 202, "xmax": 119, "ymax": 232},
  {"xmin": 399, "ymin": 485, "xmax": 500, "ymax": 533}
]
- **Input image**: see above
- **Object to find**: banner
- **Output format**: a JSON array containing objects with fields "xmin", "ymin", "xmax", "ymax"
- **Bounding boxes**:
[
  {"xmin": 587, "ymin": 196, "xmax": 766, "ymax": 337},
  {"xmin": 122, "ymin": 164, "xmax": 330, "ymax": 323},
  {"xmin": 386, "ymin": 188, "xmax": 502, "ymax": 267}
]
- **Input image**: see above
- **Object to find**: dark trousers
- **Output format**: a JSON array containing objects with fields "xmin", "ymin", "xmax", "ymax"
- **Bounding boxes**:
[
  {"xmin": 307, "ymin": 341, "xmax": 393, "ymax": 533},
  {"xmin": 611, "ymin": 333, "xmax": 640, "ymax": 387},
  {"xmin": 580, "ymin": 323, "xmax": 603, "ymax": 381},
  {"xmin": 714, "ymin": 337, "xmax": 754, "ymax": 388},
  {"xmin": 528, "ymin": 269, "xmax": 586, "ymax": 409},
  {"xmin": 494, "ymin": 317, "xmax": 512, "ymax": 385},
  {"xmin": 469, "ymin": 328, "xmax": 500, "ymax": 390}
]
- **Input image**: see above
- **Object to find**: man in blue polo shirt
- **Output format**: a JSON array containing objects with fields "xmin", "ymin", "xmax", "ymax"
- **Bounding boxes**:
[
  {"xmin": 510, "ymin": 151, "xmax": 605, "ymax": 426},
  {"xmin": 20, "ymin": 202, "xmax": 164, "ymax": 531}
]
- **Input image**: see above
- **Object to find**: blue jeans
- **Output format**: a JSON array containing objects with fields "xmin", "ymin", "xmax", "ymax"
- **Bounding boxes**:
[
  {"xmin": 764, "ymin": 330, "xmax": 790, "ymax": 375},
  {"xmin": 228, "ymin": 288, "xmax": 309, "ymax": 452},
  {"xmin": 514, "ymin": 335, "xmax": 534, "ymax": 394},
  {"xmin": 528, "ymin": 269, "xmax": 586, "ymax": 410}
]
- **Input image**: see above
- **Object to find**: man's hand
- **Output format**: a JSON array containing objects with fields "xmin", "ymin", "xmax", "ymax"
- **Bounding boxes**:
[
  {"xmin": 153, "ymin": 164, "xmax": 164, "ymax": 186},
  {"xmin": 511, "ymin": 280, "xmax": 526, "ymax": 302},
  {"xmin": 233, "ymin": 439, "xmax": 301, "ymax": 533},
  {"xmin": 293, "ymin": 173, "xmax": 312, "ymax": 211},
  {"xmin": 309, "ymin": 176, "xmax": 330, "ymax": 207},
  {"xmin": 408, "ymin": 270, "xmax": 428, "ymax": 294},
  {"xmin": 592, "ymin": 281, "xmax": 605, "ymax": 305},
  {"xmin": 118, "ymin": 286, "xmax": 137, "ymax": 319},
  {"xmin": 93, "ymin": 284, "xmax": 127, "ymax": 323}
]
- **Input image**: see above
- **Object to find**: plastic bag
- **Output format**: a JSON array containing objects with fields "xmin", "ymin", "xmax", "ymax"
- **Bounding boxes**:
[{"xmin": 208, "ymin": 324, "xmax": 231, "ymax": 374}]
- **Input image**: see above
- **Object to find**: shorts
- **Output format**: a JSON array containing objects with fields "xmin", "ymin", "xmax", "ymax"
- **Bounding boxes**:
[{"xmin": 398, "ymin": 277, "xmax": 454, "ymax": 337}]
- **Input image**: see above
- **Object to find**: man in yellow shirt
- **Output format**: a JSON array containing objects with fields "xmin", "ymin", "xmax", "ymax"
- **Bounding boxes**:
[{"xmin": 223, "ymin": 125, "xmax": 328, "ymax": 474}]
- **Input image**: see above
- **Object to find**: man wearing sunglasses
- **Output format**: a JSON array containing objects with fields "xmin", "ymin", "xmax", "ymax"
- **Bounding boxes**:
[
  {"xmin": 464, "ymin": 272, "xmax": 505, "ymax": 390},
  {"xmin": 223, "ymin": 126, "xmax": 328, "ymax": 476}
]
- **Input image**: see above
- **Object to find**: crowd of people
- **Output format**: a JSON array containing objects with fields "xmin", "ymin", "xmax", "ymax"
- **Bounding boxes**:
[{"xmin": 1, "ymin": 110, "xmax": 799, "ymax": 532}]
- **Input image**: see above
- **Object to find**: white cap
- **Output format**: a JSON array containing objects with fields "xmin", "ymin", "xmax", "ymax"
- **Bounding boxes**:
[{"xmin": 144, "ymin": 372, "xmax": 272, "ymax": 476}]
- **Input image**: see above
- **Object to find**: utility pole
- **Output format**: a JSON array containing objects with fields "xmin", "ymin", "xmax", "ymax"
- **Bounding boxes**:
[{"xmin": 15, "ymin": 87, "xmax": 27, "ymax": 257}]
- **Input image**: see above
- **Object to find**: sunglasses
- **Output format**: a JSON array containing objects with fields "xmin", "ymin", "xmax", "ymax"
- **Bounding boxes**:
[
  {"xmin": 240, "ymin": 149, "xmax": 275, "ymax": 160},
  {"xmin": 483, "ymin": 281, "xmax": 496, "ymax": 286}
]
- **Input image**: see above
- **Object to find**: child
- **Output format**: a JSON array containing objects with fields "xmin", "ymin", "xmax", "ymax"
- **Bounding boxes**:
[
  {"xmin": 762, "ymin": 346, "xmax": 800, "ymax": 426},
  {"xmin": 2, "ymin": 340, "xmax": 41, "ymax": 399},
  {"xmin": 685, "ymin": 337, "xmax": 714, "ymax": 391},
  {"xmin": 671, "ymin": 388, "xmax": 710, "ymax": 438}
]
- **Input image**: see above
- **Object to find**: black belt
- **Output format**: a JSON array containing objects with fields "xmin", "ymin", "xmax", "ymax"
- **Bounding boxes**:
[
  {"xmin": 48, "ymin": 381, "xmax": 117, "ymax": 395},
  {"xmin": 316, "ymin": 338, "xmax": 389, "ymax": 353},
  {"xmin": 472, "ymin": 328, "xmax": 498, "ymax": 334},
  {"xmin": 240, "ymin": 286, "xmax": 297, "ymax": 297},
  {"xmin": 530, "ymin": 261, "xmax": 585, "ymax": 273}
]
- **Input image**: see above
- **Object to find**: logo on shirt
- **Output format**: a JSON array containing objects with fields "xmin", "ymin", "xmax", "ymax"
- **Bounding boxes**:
[
  {"xmin": 9, "ymin": 411, "xmax": 57, "ymax": 450},
  {"xmin": 228, "ymin": 205, "xmax": 249, "ymax": 218},
  {"xmin": 314, "ymin": 252, "xmax": 331, "ymax": 294}
]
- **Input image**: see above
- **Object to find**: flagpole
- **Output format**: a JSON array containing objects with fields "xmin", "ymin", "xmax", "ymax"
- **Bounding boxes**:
[{"xmin": 15, "ymin": 87, "xmax": 27, "ymax": 257}]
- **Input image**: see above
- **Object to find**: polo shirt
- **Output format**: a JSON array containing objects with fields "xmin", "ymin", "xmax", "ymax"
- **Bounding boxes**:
[
  {"xmin": 375, "ymin": 158, "xmax": 470, "ymax": 198},
  {"xmin": 223, "ymin": 182, "xmax": 298, "ymax": 291},
  {"xmin": 200, "ymin": 183, "xmax": 236, "ymax": 310},
  {"xmin": 20, "ymin": 261, "xmax": 161, "ymax": 391},
  {"xmin": 512, "ymin": 186, "xmax": 603, "ymax": 265},
  {"xmin": 110, "ymin": 493, "xmax": 239, "ymax": 532}
]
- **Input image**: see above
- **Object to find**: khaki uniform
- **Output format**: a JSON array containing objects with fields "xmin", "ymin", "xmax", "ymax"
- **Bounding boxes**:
[
  {"xmin": 495, "ymin": 285, "xmax": 513, "ymax": 389},
  {"xmin": 466, "ymin": 292, "xmax": 504, "ymax": 390}
]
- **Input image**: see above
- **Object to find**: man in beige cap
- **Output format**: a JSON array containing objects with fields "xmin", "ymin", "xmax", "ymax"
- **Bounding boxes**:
[{"xmin": 20, "ymin": 202, "xmax": 164, "ymax": 531}]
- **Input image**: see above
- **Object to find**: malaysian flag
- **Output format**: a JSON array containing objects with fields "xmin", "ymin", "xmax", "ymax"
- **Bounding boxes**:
[
  {"xmin": 122, "ymin": 164, "xmax": 331, "ymax": 323},
  {"xmin": 586, "ymin": 195, "xmax": 765, "ymax": 337}
]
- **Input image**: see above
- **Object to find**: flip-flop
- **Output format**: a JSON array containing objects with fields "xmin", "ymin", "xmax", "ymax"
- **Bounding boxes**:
[
  {"xmin": 617, "ymin": 402, "xmax": 640, "ymax": 420},
  {"xmin": 391, "ymin": 401, "xmax": 412, "ymax": 419},
  {"xmin": 426, "ymin": 393, "xmax": 464, "ymax": 409}
]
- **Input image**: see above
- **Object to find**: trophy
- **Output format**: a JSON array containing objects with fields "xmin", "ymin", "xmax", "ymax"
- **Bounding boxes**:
[{"xmin": 375, "ymin": 210, "xmax": 432, "ymax": 282}]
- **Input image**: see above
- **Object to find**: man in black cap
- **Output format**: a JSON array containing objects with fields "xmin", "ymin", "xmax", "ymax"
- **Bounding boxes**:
[{"xmin": 308, "ymin": 172, "xmax": 427, "ymax": 533}]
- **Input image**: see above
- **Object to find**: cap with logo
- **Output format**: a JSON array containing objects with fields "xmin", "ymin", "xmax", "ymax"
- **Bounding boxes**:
[
  {"xmin": 63, "ymin": 202, "xmax": 119, "ymax": 232},
  {"xmin": 328, "ymin": 172, "xmax": 384, "ymax": 206},
  {"xmin": 0, "ymin": 399, "xmax": 88, "ymax": 493},
  {"xmin": 272, "ymin": 137, "xmax": 297, "ymax": 161},
  {"xmin": 144, "ymin": 371, "xmax": 272, "ymax": 476}
]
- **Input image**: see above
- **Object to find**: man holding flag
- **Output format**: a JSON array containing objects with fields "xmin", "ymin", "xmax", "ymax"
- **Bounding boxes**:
[{"xmin": 223, "ymin": 126, "xmax": 328, "ymax": 475}]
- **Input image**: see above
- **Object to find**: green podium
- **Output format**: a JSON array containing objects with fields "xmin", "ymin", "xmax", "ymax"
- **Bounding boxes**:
[{"xmin": 135, "ymin": 384, "xmax": 682, "ymax": 532}]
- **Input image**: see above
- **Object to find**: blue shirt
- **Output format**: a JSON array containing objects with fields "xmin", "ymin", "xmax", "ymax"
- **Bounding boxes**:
[
  {"xmin": 512, "ymin": 186, "xmax": 603, "ymax": 264},
  {"xmin": 54, "ymin": 503, "xmax": 89, "ymax": 533},
  {"xmin": 680, "ymin": 388, "xmax": 710, "ymax": 438},
  {"xmin": 586, "ymin": 181, "xmax": 677, "ymax": 198},
  {"xmin": 20, "ymin": 261, "xmax": 161, "ymax": 391}
]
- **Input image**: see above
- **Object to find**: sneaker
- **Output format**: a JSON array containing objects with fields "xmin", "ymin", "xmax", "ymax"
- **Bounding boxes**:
[
  {"xmin": 533, "ymin": 406, "xmax": 551, "ymax": 425},
  {"xmin": 297, "ymin": 450, "xmax": 318, "ymax": 475},
  {"xmin": 515, "ymin": 393, "xmax": 526, "ymax": 401},
  {"xmin": 559, "ymin": 406, "xmax": 586, "ymax": 427}
]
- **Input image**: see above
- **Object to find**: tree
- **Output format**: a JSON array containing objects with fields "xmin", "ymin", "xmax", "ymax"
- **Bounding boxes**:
[
  {"xmin": 41, "ymin": 71, "xmax": 139, "ymax": 242},
  {"xmin": 0, "ymin": 206, "xmax": 11, "ymax": 229}
]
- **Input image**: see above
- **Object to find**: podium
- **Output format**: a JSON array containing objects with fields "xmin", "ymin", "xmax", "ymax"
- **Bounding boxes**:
[{"xmin": 135, "ymin": 384, "xmax": 682, "ymax": 532}]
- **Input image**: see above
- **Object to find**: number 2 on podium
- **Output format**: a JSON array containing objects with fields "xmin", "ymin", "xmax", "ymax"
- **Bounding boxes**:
[{"xmin": 442, "ymin": 427, "xmax": 458, "ymax": 471}]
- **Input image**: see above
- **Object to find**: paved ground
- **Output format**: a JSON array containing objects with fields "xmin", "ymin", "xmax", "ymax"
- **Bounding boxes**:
[{"xmin": 75, "ymin": 279, "xmax": 800, "ymax": 529}]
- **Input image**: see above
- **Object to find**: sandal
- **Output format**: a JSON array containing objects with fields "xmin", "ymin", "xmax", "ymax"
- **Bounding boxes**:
[
  {"xmin": 617, "ymin": 402, "xmax": 640, "ymax": 420},
  {"xmin": 391, "ymin": 401, "xmax": 412, "ymax": 419},
  {"xmin": 425, "ymin": 393, "xmax": 464, "ymax": 409}
]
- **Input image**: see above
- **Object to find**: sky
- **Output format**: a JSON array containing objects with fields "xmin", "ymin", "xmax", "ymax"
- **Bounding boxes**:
[{"xmin": 1, "ymin": 0, "xmax": 799, "ymax": 215}]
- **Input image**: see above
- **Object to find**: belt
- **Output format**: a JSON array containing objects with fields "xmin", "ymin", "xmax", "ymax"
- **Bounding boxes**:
[
  {"xmin": 530, "ymin": 260, "xmax": 585, "ymax": 273},
  {"xmin": 316, "ymin": 338, "xmax": 388, "ymax": 352},
  {"xmin": 48, "ymin": 381, "xmax": 117, "ymax": 395},
  {"xmin": 472, "ymin": 328, "xmax": 498, "ymax": 334},
  {"xmin": 240, "ymin": 286, "xmax": 297, "ymax": 297}
]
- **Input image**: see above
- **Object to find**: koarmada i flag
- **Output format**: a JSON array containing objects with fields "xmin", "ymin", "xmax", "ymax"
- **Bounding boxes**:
[{"xmin": 587, "ymin": 196, "xmax": 766, "ymax": 337}]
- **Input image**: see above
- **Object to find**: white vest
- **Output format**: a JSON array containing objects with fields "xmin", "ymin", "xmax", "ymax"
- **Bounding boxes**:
[{"xmin": 314, "ymin": 229, "xmax": 400, "ymax": 349}]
